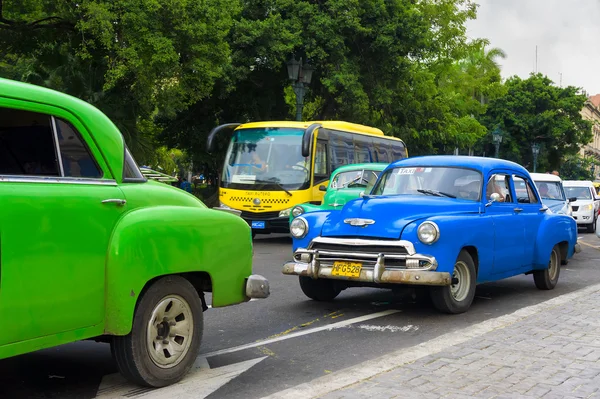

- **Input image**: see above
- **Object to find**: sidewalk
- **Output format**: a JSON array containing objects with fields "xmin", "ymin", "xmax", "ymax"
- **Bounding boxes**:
[{"xmin": 267, "ymin": 283, "xmax": 600, "ymax": 399}]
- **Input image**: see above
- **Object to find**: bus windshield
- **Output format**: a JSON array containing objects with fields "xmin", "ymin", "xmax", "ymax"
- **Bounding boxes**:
[{"xmin": 221, "ymin": 128, "xmax": 310, "ymax": 191}]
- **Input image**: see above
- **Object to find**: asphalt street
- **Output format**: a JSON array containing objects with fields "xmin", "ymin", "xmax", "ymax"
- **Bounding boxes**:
[{"xmin": 2, "ymin": 230, "xmax": 600, "ymax": 399}]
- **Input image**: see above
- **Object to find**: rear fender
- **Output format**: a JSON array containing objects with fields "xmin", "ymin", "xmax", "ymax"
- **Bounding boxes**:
[
  {"xmin": 104, "ymin": 206, "xmax": 252, "ymax": 335},
  {"xmin": 533, "ymin": 215, "xmax": 577, "ymax": 268}
]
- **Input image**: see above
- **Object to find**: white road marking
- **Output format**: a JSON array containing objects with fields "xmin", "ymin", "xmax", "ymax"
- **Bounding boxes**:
[
  {"xmin": 262, "ymin": 282, "xmax": 600, "ymax": 399},
  {"xmin": 95, "ymin": 356, "xmax": 267, "ymax": 399},
  {"xmin": 353, "ymin": 324, "xmax": 419, "ymax": 332},
  {"xmin": 200, "ymin": 309, "xmax": 400, "ymax": 358}
]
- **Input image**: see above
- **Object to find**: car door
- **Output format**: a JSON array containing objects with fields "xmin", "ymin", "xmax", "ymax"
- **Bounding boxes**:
[
  {"xmin": 485, "ymin": 172, "xmax": 526, "ymax": 274},
  {"xmin": 0, "ymin": 103, "xmax": 127, "ymax": 346},
  {"xmin": 512, "ymin": 174, "xmax": 544, "ymax": 267}
]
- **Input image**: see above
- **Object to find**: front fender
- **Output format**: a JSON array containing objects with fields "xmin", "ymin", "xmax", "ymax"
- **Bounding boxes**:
[
  {"xmin": 401, "ymin": 214, "xmax": 494, "ymax": 280},
  {"xmin": 291, "ymin": 210, "xmax": 333, "ymax": 252},
  {"xmin": 104, "ymin": 206, "xmax": 252, "ymax": 335},
  {"xmin": 533, "ymin": 214, "xmax": 577, "ymax": 268}
]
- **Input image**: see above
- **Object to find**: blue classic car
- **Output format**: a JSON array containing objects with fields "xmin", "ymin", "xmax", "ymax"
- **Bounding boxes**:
[{"xmin": 283, "ymin": 156, "xmax": 580, "ymax": 314}]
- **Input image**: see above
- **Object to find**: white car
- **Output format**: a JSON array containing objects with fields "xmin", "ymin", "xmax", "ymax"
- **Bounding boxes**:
[
  {"xmin": 531, "ymin": 173, "xmax": 572, "ymax": 216},
  {"xmin": 563, "ymin": 180, "xmax": 600, "ymax": 232}
]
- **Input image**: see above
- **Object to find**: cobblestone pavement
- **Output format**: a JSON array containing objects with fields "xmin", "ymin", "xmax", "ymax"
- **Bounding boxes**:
[{"xmin": 268, "ymin": 283, "xmax": 600, "ymax": 399}]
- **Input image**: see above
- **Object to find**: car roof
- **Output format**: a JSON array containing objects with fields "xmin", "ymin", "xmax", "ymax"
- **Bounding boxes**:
[
  {"xmin": 332, "ymin": 163, "xmax": 388, "ymax": 174},
  {"xmin": 530, "ymin": 173, "xmax": 562, "ymax": 182},
  {"xmin": 563, "ymin": 180, "xmax": 595, "ymax": 187},
  {"xmin": 387, "ymin": 155, "xmax": 529, "ymax": 176}
]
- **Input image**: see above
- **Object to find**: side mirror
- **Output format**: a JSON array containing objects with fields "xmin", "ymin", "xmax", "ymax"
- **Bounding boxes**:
[
  {"xmin": 319, "ymin": 185, "xmax": 327, "ymax": 192},
  {"xmin": 568, "ymin": 197, "xmax": 577, "ymax": 203},
  {"xmin": 486, "ymin": 192, "xmax": 501, "ymax": 207}
]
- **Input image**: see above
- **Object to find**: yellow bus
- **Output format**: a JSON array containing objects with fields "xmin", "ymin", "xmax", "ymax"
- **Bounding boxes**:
[{"xmin": 207, "ymin": 121, "xmax": 407, "ymax": 237}]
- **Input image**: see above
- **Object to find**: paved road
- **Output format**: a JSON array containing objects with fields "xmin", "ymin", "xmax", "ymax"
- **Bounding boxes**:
[{"xmin": 1, "ymin": 231, "xmax": 600, "ymax": 399}]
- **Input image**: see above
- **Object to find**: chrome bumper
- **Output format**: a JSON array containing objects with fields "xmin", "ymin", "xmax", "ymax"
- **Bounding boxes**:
[
  {"xmin": 283, "ymin": 247, "xmax": 450, "ymax": 286},
  {"xmin": 245, "ymin": 274, "xmax": 270, "ymax": 298}
]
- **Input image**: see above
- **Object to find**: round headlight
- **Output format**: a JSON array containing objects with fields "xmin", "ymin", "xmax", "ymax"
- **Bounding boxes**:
[
  {"xmin": 417, "ymin": 222, "xmax": 439, "ymax": 244},
  {"xmin": 292, "ymin": 206, "xmax": 305, "ymax": 217},
  {"xmin": 290, "ymin": 217, "xmax": 308, "ymax": 238},
  {"xmin": 279, "ymin": 208, "xmax": 291, "ymax": 217}
]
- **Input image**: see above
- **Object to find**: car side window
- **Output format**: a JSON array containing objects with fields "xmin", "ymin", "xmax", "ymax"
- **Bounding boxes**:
[
  {"xmin": 486, "ymin": 173, "xmax": 511, "ymax": 202},
  {"xmin": 0, "ymin": 107, "xmax": 59, "ymax": 176},
  {"xmin": 513, "ymin": 175, "xmax": 539, "ymax": 204},
  {"xmin": 55, "ymin": 118, "xmax": 102, "ymax": 178}
]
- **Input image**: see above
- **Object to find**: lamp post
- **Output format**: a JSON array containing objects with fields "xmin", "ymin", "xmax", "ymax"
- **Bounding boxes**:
[
  {"xmin": 491, "ymin": 127, "xmax": 503, "ymax": 158},
  {"xmin": 531, "ymin": 143, "xmax": 541, "ymax": 173},
  {"xmin": 286, "ymin": 57, "xmax": 314, "ymax": 121}
]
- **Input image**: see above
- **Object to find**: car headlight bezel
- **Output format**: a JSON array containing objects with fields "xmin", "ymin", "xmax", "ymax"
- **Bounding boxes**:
[
  {"xmin": 292, "ymin": 206, "xmax": 305, "ymax": 218},
  {"xmin": 290, "ymin": 217, "xmax": 309, "ymax": 239},
  {"xmin": 417, "ymin": 221, "xmax": 440, "ymax": 245}
]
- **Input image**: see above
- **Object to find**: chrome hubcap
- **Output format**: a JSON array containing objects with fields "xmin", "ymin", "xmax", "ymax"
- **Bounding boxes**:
[
  {"xmin": 450, "ymin": 261, "xmax": 470, "ymax": 302},
  {"xmin": 548, "ymin": 249, "xmax": 559, "ymax": 281},
  {"xmin": 146, "ymin": 295, "xmax": 194, "ymax": 368}
]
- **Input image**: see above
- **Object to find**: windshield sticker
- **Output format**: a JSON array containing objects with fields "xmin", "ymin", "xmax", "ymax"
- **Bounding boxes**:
[
  {"xmin": 425, "ymin": 168, "xmax": 432, "ymax": 173},
  {"xmin": 232, "ymin": 175, "xmax": 257, "ymax": 184},
  {"xmin": 398, "ymin": 168, "xmax": 416, "ymax": 175}
]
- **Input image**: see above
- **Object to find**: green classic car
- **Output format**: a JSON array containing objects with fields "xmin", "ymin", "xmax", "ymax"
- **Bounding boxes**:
[
  {"xmin": 290, "ymin": 163, "xmax": 388, "ymax": 220},
  {"xmin": 0, "ymin": 78, "xmax": 269, "ymax": 387}
]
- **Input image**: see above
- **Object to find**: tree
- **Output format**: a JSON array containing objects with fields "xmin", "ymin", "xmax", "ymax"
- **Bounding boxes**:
[
  {"xmin": 0, "ymin": 0, "xmax": 239, "ymax": 162},
  {"xmin": 560, "ymin": 155, "xmax": 598, "ymax": 181},
  {"xmin": 480, "ymin": 73, "xmax": 592, "ymax": 170},
  {"xmin": 160, "ymin": 0, "xmax": 485, "ymax": 161}
]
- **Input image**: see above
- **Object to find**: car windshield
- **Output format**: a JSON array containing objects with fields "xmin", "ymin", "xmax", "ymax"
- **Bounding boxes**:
[
  {"xmin": 565, "ymin": 186, "xmax": 592, "ymax": 200},
  {"xmin": 534, "ymin": 181, "xmax": 565, "ymax": 201},
  {"xmin": 330, "ymin": 169, "xmax": 380, "ymax": 190},
  {"xmin": 371, "ymin": 166, "xmax": 482, "ymax": 201},
  {"xmin": 221, "ymin": 128, "xmax": 310, "ymax": 191}
]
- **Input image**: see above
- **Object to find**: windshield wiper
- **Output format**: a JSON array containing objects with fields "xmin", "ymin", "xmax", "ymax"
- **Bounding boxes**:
[
  {"xmin": 255, "ymin": 179, "xmax": 293, "ymax": 196},
  {"xmin": 417, "ymin": 189, "xmax": 456, "ymax": 198}
]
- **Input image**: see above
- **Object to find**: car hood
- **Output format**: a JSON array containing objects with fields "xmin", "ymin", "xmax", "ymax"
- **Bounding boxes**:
[
  {"xmin": 542, "ymin": 198, "xmax": 567, "ymax": 213},
  {"xmin": 321, "ymin": 195, "xmax": 481, "ymax": 239},
  {"xmin": 323, "ymin": 187, "xmax": 364, "ymax": 209}
]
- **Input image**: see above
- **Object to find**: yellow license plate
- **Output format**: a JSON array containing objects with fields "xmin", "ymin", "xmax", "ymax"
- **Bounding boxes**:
[{"xmin": 332, "ymin": 261, "xmax": 362, "ymax": 278}]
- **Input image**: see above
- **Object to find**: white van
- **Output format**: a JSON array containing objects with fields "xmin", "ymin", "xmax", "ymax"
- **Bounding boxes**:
[
  {"xmin": 562, "ymin": 180, "xmax": 600, "ymax": 232},
  {"xmin": 531, "ymin": 173, "xmax": 572, "ymax": 217}
]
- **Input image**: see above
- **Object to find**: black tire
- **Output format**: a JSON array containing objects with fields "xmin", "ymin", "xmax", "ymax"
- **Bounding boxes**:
[
  {"xmin": 252, "ymin": 230, "xmax": 256, "ymax": 239},
  {"xmin": 533, "ymin": 245, "xmax": 560, "ymax": 290},
  {"xmin": 111, "ymin": 276, "xmax": 203, "ymax": 387},
  {"xmin": 587, "ymin": 218, "xmax": 596, "ymax": 233},
  {"xmin": 430, "ymin": 250, "xmax": 477, "ymax": 314},
  {"xmin": 299, "ymin": 276, "xmax": 341, "ymax": 301}
]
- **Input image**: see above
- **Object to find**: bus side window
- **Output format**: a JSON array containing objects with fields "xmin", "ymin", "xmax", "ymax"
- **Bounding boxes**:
[
  {"xmin": 354, "ymin": 135, "xmax": 371, "ymax": 163},
  {"xmin": 392, "ymin": 141, "xmax": 407, "ymax": 160},
  {"xmin": 314, "ymin": 141, "xmax": 328, "ymax": 183}
]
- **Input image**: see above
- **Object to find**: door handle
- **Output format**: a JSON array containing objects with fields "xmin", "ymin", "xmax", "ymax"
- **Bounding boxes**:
[
  {"xmin": 514, "ymin": 207, "xmax": 523, "ymax": 213},
  {"xmin": 102, "ymin": 198, "xmax": 127, "ymax": 206}
]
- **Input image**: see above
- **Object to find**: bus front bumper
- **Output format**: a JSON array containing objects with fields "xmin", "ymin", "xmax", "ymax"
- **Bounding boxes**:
[{"xmin": 245, "ymin": 215, "xmax": 290, "ymax": 234}]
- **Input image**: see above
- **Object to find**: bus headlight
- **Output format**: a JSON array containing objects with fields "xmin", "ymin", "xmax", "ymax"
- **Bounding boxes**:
[
  {"xmin": 292, "ymin": 206, "xmax": 305, "ymax": 217},
  {"xmin": 290, "ymin": 217, "xmax": 309, "ymax": 238},
  {"xmin": 219, "ymin": 202, "xmax": 232, "ymax": 210},
  {"xmin": 279, "ymin": 208, "xmax": 292, "ymax": 217},
  {"xmin": 417, "ymin": 222, "xmax": 440, "ymax": 244}
]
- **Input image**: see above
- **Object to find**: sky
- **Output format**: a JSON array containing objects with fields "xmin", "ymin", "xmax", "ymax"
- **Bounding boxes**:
[{"xmin": 466, "ymin": 0, "xmax": 600, "ymax": 95}]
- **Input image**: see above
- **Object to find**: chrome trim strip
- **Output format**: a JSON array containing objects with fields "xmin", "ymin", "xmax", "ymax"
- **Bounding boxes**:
[
  {"xmin": 51, "ymin": 116, "xmax": 65, "ymax": 177},
  {"xmin": 0, "ymin": 176, "xmax": 118, "ymax": 186},
  {"xmin": 308, "ymin": 236, "xmax": 416, "ymax": 255}
]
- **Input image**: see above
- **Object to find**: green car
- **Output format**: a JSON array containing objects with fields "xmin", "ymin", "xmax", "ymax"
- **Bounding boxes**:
[
  {"xmin": 0, "ymin": 78, "xmax": 269, "ymax": 387},
  {"xmin": 290, "ymin": 163, "xmax": 388, "ymax": 219}
]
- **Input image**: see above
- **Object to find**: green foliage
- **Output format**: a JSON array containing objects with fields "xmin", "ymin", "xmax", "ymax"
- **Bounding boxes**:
[
  {"xmin": 0, "ymin": 0, "xmax": 239, "ymax": 163},
  {"xmin": 560, "ymin": 155, "xmax": 598, "ymax": 181},
  {"xmin": 480, "ymin": 73, "xmax": 592, "ymax": 171}
]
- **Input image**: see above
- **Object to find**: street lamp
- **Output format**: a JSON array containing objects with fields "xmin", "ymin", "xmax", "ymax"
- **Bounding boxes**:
[
  {"xmin": 532, "ymin": 143, "xmax": 541, "ymax": 173},
  {"xmin": 286, "ymin": 56, "xmax": 314, "ymax": 121},
  {"xmin": 491, "ymin": 127, "xmax": 503, "ymax": 158}
]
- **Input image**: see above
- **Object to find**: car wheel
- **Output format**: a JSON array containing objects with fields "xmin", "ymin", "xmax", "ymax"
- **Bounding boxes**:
[
  {"xmin": 111, "ymin": 276, "xmax": 203, "ymax": 387},
  {"xmin": 587, "ymin": 218, "xmax": 597, "ymax": 233},
  {"xmin": 430, "ymin": 250, "xmax": 477, "ymax": 314},
  {"xmin": 533, "ymin": 245, "xmax": 560, "ymax": 290},
  {"xmin": 299, "ymin": 276, "xmax": 342, "ymax": 301}
]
